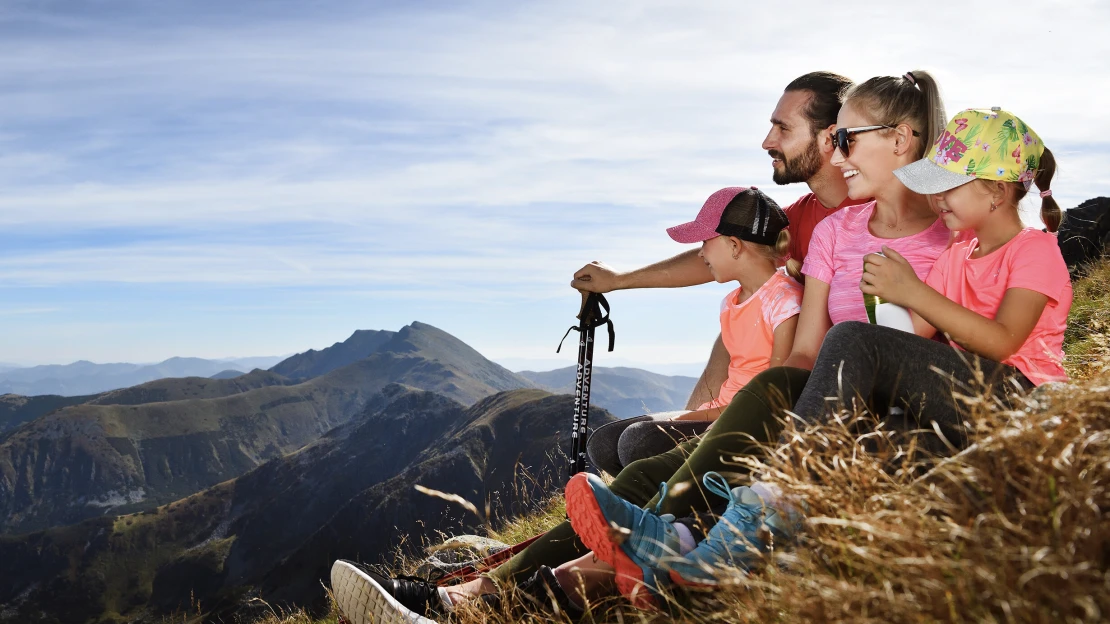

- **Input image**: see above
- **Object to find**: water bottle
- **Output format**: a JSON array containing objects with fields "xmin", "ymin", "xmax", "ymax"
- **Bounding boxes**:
[{"xmin": 862, "ymin": 251, "xmax": 914, "ymax": 332}]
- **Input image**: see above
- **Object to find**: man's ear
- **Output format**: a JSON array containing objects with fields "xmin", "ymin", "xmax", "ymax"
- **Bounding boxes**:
[{"xmin": 818, "ymin": 124, "xmax": 836, "ymax": 154}]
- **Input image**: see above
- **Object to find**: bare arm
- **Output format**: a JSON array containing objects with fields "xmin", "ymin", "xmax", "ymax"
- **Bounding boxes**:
[
  {"xmin": 782, "ymin": 279, "xmax": 833, "ymax": 371},
  {"xmin": 864, "ymin": 247, "xmax": 1048, "ymax": 362},
  {"xmin": 684, "ymin": 334, "xmax": 729, "ymax": 410},
  {"xmin": 571, "ymin": 249, "xmax": 714, "ymax": 293},
  {"xmin": 769, "ymin": 316, "xmax": 799, "ymax": 367}
]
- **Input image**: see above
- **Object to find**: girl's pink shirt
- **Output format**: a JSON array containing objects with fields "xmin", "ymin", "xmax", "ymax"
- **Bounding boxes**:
[
  {"xmin": 698, "ymin": 270, "xmax": 802, "ymax": 410},
  {"xmin": 925, "ymin": 228, "xmax": 1072, "ymax": 385},
  {"xmin": 801, "ymin": 201, "xmax": 950, "ymax": 324}
]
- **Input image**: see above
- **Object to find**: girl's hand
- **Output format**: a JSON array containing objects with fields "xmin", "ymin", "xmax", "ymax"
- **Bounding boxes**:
[{"xmin": 860, "ymin": 246, "xmax": 924, "ymax": 307}]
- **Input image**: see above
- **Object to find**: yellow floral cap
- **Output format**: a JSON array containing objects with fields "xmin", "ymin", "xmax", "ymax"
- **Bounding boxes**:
[{"xmin": 894, "ymin": 108, "xmax": 1044, "ymax": 194}]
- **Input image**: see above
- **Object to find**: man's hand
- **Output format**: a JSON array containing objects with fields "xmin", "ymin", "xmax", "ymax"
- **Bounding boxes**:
[{"xmin": 571, "ymin": 261, "xmax": 625, "ymax": 293}]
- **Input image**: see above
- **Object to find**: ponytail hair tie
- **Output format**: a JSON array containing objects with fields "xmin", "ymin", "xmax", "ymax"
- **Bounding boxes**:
[
  {"xmin": 1040, "ymin": 189, "xmax": 1053, "ymax": 198},
  {"xmin": 903, "ymin": 71, "xmax": 917, "ymax": 86}
]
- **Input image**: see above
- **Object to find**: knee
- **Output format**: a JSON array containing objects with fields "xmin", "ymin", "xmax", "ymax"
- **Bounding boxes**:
[{"xmin": 824, "ymin": 321, "xmax": 869, "ymax": 348}]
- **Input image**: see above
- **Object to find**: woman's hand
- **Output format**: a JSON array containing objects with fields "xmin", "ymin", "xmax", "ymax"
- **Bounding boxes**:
[{"xmin": 860, "ymin": 246, "xmax": 925, "ymax": 307}]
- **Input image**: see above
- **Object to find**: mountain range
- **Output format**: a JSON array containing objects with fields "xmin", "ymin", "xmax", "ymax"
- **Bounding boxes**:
[
  {"xmin": 518, "ymin": 366, "xmax": 697, "ymax": 417},
  {"xmin": 0, "ymin": 323, "xmax": 615, "ymax": 624},
  {"xmin": 0, "ymin": 322, "xmax": 531, "ymax": 535},
  {"xmin": 0, "ymin": 356, "xmax": 286, "ymax": 397}
]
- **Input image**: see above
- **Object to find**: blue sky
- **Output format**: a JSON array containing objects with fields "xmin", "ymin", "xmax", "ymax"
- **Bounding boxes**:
[{"xmin": 1, "ymin": 0, "xmax": 1108, "ymax": 371}]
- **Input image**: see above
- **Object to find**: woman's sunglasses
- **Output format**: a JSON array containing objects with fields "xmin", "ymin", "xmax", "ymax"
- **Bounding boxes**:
[{"xmin": 832, "ymin": 125, "xmax": 920, "ymax": 158}]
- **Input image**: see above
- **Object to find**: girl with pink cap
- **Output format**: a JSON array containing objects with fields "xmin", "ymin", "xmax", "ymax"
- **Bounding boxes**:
[{"xmin": 584, "ymin": 186, "xmax": 803, "ymax": 476}]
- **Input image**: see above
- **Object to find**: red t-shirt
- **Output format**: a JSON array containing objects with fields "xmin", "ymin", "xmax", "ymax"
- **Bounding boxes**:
[{"xmin": 782, "ymin": 193, "xmax": 871, "ymax": 263}]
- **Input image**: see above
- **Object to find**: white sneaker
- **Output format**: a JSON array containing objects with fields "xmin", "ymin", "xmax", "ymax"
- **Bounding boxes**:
[{"xmin": 330, "ymin": 560, "xmax": 439, "ymax": 624}]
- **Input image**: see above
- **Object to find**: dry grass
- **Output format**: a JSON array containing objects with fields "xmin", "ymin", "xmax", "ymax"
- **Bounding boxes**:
[{"xmin": 1064, "ymin": 258, "xmax": 1110, "ymax": 378}]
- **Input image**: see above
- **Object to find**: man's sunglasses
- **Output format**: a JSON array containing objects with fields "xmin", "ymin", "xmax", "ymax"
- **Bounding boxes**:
[{"xmin": 832, "ymin": 125, "xmax": 920, "ymax": 158}]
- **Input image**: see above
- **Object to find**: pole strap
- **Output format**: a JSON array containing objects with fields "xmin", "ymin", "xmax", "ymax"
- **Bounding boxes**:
[{"xmin": 556, "ymin": 292, "xmax": 615, "ymax": 353}]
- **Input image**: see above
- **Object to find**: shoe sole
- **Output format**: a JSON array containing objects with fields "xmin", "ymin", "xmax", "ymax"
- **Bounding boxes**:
[
  {"xmin": 564, "ymin": 474, "xmax": 660, "ymax": 610},
  {"xmin": 330, "ymin": 560, "xmax": 439, "ymax": 624}
]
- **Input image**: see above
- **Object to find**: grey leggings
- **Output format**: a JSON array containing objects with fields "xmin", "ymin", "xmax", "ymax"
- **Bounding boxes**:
[
  {"xmin": 586, "ymin": 415, "xmax": 712, "ymax": 477},
  {"xmin": 794, "ymin": 321, "xmax": 1033, "ymax": 449}
]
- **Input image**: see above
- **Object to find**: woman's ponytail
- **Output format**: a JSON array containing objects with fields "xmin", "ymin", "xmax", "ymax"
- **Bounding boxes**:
[{"xmin": 906, "ymin": 70, "xmax": 946, "ymax": 157}]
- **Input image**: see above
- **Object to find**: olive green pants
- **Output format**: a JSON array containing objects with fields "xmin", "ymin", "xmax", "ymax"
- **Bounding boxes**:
[{"xmin": 489, "ymin": 367, "xmax": 811, "ymax": 585}]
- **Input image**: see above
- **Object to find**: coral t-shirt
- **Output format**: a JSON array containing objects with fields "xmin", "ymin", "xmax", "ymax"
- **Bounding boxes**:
[
  {"xmin": 782, "ymin": 193, "xmax": 871, "ymax": 264},
  {"xmin": 925, "ymin": 228, "xmax": 1072, "ymax": 385},
  {"xmin": 698, "ymin": 271, "xmax": 803, "ymax": 410},
  {"xmin": 802, "ymin": 201, "xmax": 950, "ymax": 325}
]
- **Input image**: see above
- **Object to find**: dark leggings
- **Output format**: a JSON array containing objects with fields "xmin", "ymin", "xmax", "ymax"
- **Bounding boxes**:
[
  {"xmin": 489, "ymin": 367, "xmax": 809, "ymax": 585},
  {"xmin": 586, "ymin": 415, "xmax": 712, "ymax": 477},
  {"xmin": 793, "ymin": 322, "xmax": 1032, "ymax": 450}
]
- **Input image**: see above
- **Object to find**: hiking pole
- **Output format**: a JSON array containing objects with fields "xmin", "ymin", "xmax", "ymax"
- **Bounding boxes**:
[{"xmin": 557, "ymin": 291, "xmax": 615, "ymax": 478}]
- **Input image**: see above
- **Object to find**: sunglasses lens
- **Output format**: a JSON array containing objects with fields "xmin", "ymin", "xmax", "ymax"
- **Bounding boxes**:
[{"xmin": 835, "ymin": 129, "xmax": 850, "ymax": 157}]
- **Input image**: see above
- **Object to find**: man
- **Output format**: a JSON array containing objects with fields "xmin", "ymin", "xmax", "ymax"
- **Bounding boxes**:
[
  {"xmin": 572, "ymin": 71, "xmax": 862, "ymax": 408},
  {"xmin": 331, "ymin": 71, "xmax": 862, "ymax": 624}
]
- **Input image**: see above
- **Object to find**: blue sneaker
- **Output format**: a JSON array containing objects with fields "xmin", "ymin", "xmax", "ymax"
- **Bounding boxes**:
[
  {"xmin": 564, "ymin": 473, "xmax": 680, "ymax": 609},
  {"xmin": 667, "ymin": 472, "xmax": 801, "ymax": 587}
]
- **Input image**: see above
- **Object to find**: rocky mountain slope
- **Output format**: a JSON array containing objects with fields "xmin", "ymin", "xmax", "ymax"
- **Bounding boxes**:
[{"xmin": 269, "ymin": 329, "xmax": 396, "ymax": 380}]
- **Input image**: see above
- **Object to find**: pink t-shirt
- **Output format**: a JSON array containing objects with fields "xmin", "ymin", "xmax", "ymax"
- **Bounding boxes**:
[
  {"xmin": 698, "ymin": 270, "xmax": 803, "ymax": 410},
  {"xmin": 802, "ymin": 201, "xmax": 950, "ymax": 324},
  {"xmin": 925, "ymin": 228, "xmax": 1072, "ymax": 385}
]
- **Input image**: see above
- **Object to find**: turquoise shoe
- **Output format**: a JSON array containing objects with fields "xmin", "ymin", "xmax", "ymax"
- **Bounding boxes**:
[
  {"xmin": 667, "ymin": 472, "xmax": 801, "ymax": 587},
  {"xmin": 564, "ymin": 473, "xmax": 680, "ymax": 609}
]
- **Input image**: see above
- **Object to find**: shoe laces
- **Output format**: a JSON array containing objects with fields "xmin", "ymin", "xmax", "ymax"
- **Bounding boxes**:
[{"xmin": 697, "ymin": 472, "xmax": 766, "ymax": 562}]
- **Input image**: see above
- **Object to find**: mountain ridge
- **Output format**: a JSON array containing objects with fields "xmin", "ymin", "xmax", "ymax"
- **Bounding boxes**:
[{"xmin": 0, "ymin": 322, "xmax": 532, "ymax": 534}]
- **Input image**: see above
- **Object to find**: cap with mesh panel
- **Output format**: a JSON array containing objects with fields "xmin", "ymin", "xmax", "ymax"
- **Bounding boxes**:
[{"xmin": 667, "ymin": 187, "xmax": 789, "ymax": 246}]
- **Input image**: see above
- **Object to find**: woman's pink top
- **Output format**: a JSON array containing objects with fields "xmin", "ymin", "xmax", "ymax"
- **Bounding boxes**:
[{"xmin": 802, "ymin": 201, "xmax": 950, "ymax": 324}]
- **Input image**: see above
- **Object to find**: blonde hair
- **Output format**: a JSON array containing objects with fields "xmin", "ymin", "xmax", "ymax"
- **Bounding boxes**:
[
  {"xmin": 752, "ymin": 230, "xmax": 802, "ymax": 281},
  {"xmin": 843, "ymin": 70, "xmax": 947, "ymax": 159}
]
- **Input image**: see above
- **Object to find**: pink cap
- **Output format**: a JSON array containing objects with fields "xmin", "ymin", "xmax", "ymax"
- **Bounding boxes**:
[{"xmin": 666, "ymin": 187, "xmax": 750, "ymax": 244}]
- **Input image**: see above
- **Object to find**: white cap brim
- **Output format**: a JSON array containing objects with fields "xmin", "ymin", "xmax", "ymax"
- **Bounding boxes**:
[{"xmin": 894, "ymin": 158, "xmax": 974, "ymax": 195}]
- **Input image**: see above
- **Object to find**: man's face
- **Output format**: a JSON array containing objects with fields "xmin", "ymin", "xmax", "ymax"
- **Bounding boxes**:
[{"xmin": 762, "ymin": 89, "xmax": 823, "ymax": 185}]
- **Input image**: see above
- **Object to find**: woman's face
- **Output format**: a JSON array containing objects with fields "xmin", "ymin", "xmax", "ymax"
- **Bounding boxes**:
[{"xmin": 830, "ymin": 101, "xmax": 904, "ymax": 200}]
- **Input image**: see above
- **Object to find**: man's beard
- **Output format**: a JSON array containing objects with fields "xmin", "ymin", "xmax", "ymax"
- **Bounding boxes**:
[{"xmin": 770, "ymin": 138, "xmax": 821, "ymax": 185}]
